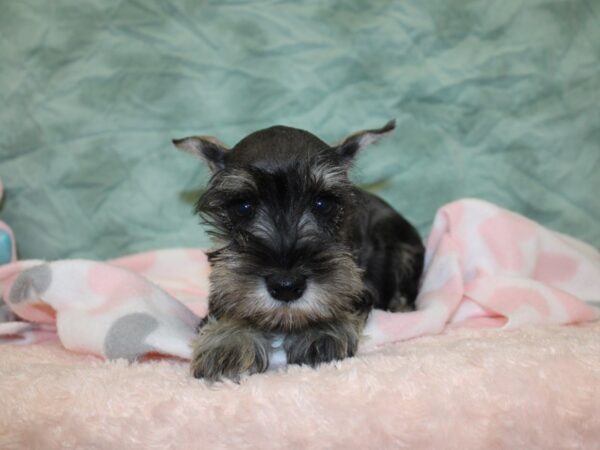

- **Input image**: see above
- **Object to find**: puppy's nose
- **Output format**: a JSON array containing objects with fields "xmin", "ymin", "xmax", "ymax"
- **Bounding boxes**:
[{"xmin": 265, "ymin": 274, "xmax": 307, "ymax": 302}]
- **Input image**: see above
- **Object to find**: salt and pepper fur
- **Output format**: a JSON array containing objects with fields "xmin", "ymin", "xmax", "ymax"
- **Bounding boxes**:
[{"xmin": 173, "ymin": 120, "xmax": 424, "ymax": 381}]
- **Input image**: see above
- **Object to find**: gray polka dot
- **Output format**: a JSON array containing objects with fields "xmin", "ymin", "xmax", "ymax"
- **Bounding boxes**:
[
  {"xmin": 9, "ymin": 264, "xmax": 52, "ymax": 304},
  {"xmin": 104, "ymin": 313, "xmax": 159, "ymax": 362},
  {"xmin": 0, "ymin": 304, "xmax": 17, "ymax": 322}
]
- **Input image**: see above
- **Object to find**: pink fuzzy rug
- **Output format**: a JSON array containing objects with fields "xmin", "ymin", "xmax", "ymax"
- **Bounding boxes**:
[{"xmin": 1, "ymin": 321, "xmax": 599, "ymax": 449}]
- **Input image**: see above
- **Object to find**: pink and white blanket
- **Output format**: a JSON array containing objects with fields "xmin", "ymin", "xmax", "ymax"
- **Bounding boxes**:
[{"xmin": 0, "ymin": 198, "xmax": 598, "ymax": 363}]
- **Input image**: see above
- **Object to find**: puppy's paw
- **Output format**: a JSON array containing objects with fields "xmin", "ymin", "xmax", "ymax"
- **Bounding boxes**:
[
  {"xmin": 190, "ymin": 320, "xmax": 270, "ymax": 382},
  {"xmin": 191, "ymin": 343, "xmax": 267, "ymax": 382},
  {"xmin": 285, "ymin": 321, "xmax": 360, "ymax": 368},
  {"xmin": 303, "ymin": 334, "xmax": 350, "ymax": 366}
]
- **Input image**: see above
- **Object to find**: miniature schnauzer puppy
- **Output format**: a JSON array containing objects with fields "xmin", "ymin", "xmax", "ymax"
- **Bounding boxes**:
[{"xmin": 173, "ymin": 120, "xmax": 424, "ymax": 381}]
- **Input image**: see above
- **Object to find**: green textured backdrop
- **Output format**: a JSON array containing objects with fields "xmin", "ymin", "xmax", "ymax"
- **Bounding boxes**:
[{"xmin": 1, "ymin": 0, "xmax": 599, "ymax": 260}]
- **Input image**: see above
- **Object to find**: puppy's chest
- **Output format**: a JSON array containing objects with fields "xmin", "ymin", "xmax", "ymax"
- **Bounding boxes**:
[{"xmin": 268, "ymin": 333, "xmax": 288, "ymax": 369}]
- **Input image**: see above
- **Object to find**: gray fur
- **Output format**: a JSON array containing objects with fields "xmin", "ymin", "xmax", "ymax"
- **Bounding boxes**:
[
  {"xmin": 173, "ymin": 121, "xmax": 424, "ymax": 381},
  {"xmin": 284, "ymin": 315, "xmax": 364, "ymax": 367},
  {"xmin": 190, "ymin": 317, "xmax": 271, "ymax": 382}
]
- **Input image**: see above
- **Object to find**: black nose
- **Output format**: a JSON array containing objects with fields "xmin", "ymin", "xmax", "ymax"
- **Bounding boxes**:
[{"xmin": 265, "ymin": 274, "xmax": 307, "ymax": 302}]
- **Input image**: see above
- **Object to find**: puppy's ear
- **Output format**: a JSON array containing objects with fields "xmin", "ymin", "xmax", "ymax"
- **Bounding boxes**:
[
  {"xmin": 334, "ymin": 120, "xmax": 396, "ymax": 165},
  {"xmin": 172, "ymin": 136, "xmax": 229, "ymax": 173}
]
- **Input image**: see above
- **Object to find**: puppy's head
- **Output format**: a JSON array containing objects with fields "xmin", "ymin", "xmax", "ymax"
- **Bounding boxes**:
[{"xmin": 173, "ymin": 121, "xmax": 395, "ymax": 331}]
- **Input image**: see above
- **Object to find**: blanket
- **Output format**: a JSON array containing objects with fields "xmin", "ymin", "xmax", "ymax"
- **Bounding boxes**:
[{"xmin": 1, "ymin": 197, "xmax": 598, "ymax": 364}]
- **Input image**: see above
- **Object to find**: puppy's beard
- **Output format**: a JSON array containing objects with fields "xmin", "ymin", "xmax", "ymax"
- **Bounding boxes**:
[
  {"xmin": 255, "ymin": 279, "xmax": 334, "ymax": 320},
  {"xmin": 250, "ymin": 275, "xmax": 366, "ymax": 332},
  {"xmin": 208, "ymin": 247, "xmax": 365, "ymax": 331}
]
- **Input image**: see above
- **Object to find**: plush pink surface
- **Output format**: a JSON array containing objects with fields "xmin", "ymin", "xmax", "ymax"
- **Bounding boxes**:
[{"xmin": 1, "ymin": 321, "xmax": 599, "ymax": 449}]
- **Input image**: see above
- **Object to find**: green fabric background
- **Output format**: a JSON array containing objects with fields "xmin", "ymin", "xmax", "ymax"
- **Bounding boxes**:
[{"xmin": 1, "ymin": 0, "xmax": 599, "ymax": 260}]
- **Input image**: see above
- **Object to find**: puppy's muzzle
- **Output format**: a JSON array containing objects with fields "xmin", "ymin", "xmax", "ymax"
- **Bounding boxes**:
[{"xmin": 265, "ymin": 273, "xmax": 307, "ymax": 302}]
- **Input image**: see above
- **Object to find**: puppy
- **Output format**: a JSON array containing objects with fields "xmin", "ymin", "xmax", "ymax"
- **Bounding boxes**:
[{"xmin": 173, "ymin": 120, "xmax": 424, "ymax": 381}]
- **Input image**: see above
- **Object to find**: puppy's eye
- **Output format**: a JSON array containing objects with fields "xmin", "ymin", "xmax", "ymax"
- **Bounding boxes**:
[
  {"xmin": 313, "ymin": 196, "xmax": 337, "ymax": 216},
  {"xmin": 228, "ymin": 200, "xmax": 255, "ymax": 219}
]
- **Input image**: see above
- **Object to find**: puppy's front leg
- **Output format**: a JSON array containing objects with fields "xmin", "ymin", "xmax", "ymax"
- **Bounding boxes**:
[
  {"xmin": 191, "ymin": 318, "xmax": 271, "ymax": 381},
  {"xmin": 284, "ymin": 316, "xmax": 364, "ymax": 368}
]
